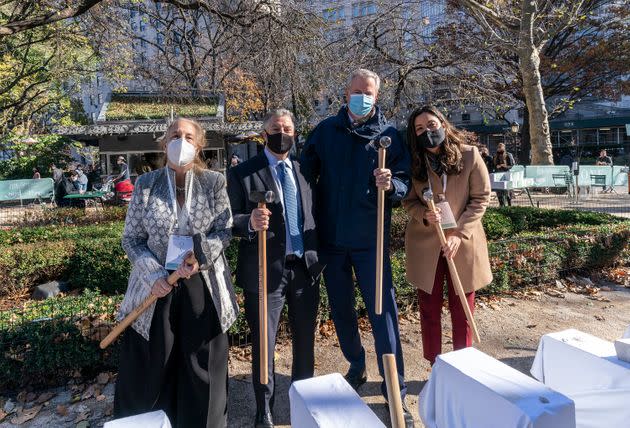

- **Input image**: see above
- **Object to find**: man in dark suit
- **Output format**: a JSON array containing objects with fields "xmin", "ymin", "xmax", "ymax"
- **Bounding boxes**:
[{"xmin": 227, "ymin": 109, "xmax": 323, "ymax": 428}]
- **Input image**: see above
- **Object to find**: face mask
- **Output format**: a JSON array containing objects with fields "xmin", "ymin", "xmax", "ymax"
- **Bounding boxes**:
[
  {"xmin": 167, "ymin": 137, "xmax": 197, "ymax": 167},
  {"xmin": 266, "ymin": 132, "xmax": 294, "ymax": 155},
  {"xmin": 348, "ymin": 93, "xmax": 374, "ymax": 118},
  {"xmin": 416, "ymin": 127, "xmax": 446, "ymax": 150}
]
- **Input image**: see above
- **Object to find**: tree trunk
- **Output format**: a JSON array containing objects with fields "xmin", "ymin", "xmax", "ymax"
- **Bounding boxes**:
[
  {"xmin": 517, "ymin": 0, "xmax": 553, "ymax": 165},
  {"xmin": 519, "ymin": 105, "xmax": 530, "ymax": 165}
]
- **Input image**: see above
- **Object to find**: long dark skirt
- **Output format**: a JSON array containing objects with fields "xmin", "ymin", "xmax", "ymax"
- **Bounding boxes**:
[{"xmin": 114, "ymin": 273, "xmax": 228, "ymax": 428}]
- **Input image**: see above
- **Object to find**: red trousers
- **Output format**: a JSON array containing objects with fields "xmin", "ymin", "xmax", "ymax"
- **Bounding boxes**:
[{"xmin": 418, "ymin": 255, "xmax": 475, "ymax": 365}]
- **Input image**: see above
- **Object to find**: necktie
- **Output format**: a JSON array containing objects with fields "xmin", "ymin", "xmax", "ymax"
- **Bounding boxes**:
[{"xmin": 277, "ymin": 162, "xmax": 304, "ymax": 257}]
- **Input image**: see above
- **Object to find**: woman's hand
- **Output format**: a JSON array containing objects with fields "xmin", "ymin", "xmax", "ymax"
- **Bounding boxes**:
[
  {"xmin": 424, "ymin": 206, "xmax": 442, "ymax": 225},
  {"xmin": 176, "ymin": 251, "xmax": 200, "ymax": 279},
  {"xmin": 151, "ymin": 277, "xmax": 174, "ymax": 298},
  {"xmin": 442, "ymin": 234, "xmax": 462, "ymax": 260}
]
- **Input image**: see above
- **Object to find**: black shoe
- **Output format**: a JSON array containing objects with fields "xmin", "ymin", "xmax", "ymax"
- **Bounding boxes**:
[
  {"xmin": 386, "ymin": 401, "xmax": 415, "ymax": 428},
  {"xmin": 344, "ymin": 367, "xmax": 367, "ymax": 390},
  {"xmin": 254, "ymin": 410, "xmax": 273, "ymax": 428}
]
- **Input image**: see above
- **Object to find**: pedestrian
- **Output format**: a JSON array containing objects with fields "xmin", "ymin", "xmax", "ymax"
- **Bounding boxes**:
[
  {"xmin": 227, "ymin": 109, "xmax": 323, "ymax": 428},
  {"xmin": 76, "ymin": 166, "xmax": 88, "ymax": 193},
  {"xmin": 32, "ymin": 167, "xmax": 41, "ymax": 179},
  {"xmin": 113, "ymin": 117, "xmax": 238, "ymax": 428},
  {"xmin": 493, "ymin": 142, "xmax": 515, "ymax": 206},
  {"xmin": 114, "ymin": 156, "xmax": 130, "ymax": 183},
  {"xmin": 402, "ymin": 105, "xmax": 493, "ymax": 365},
  {"xmin": 479, "ymin": 145, "xmax": 494, "ymax": 173},
  {"xmin": 301, "ymin": 68, "xmax": 414, "ymax": 427}
]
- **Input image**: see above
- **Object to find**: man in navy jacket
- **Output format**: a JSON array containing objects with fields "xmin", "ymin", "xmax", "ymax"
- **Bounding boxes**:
[{"xmin": 301, "ymin": 69, "xmax": 413, "ymax": 427}]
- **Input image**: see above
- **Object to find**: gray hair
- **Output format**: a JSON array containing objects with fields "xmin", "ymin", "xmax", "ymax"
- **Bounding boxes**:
[
  {"xmin": 262, "ymin": 108, "xmax": 295, "ymax": 131},
  {"xmin": 347, "ymin": 68, "xmax": 381, "ymax": 92}
]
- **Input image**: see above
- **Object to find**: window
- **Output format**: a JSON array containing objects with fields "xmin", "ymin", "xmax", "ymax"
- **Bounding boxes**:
[
  {"xmin": 352, "ymin": 2, "xmax": 377, "ymax": 18},
  {"xmin": 322, "ymin": 7, "xmax": 345, "ymax": 22},
  {"xmin": 140, "ymin": 38, "xmax": 147, "ymax": 48},
  {"xmin": 89, "ymin": 95, "xmax": 95, "ymax": 106},
  {"xmin": 97, "ymin": 93, "xmax": 103, "ymax": 104},
  {"xmin": 462, "ymin": 113, "xmax": 471, "ymax": 122},
  {"xmin": 139, "ymin": 20, "xmax": 146, "ymax": 32},
  {"xmin": 156, "ymin": 34, "xmax": 164, "ymax": 46}
]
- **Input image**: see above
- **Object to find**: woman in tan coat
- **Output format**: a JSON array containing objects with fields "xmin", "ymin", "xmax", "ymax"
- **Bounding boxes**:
[{"xmin": 402, "ymin": 106, "xmax": 492, "ymax": 365}]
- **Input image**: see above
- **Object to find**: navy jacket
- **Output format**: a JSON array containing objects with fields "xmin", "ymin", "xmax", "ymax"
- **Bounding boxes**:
[{"xmin": 300, "ymin": 106, "xmax": 411, "ymax": 249}]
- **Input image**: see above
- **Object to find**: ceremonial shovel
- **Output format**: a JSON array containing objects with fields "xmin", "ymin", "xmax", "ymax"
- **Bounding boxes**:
[
  {"xmin": 249, "ymin": 190, "xmax": 275, "ymax": 385},
  {"xmin": 100, "ymin": 252, "xmax": 197, "ymax": 349},
  {"xmin": 375, "ymin": 135, "xmax": 391, "ymax": 315},
  {"xmin": 422, "ymin": 188, "xmax": 481, "ymax": 343}
]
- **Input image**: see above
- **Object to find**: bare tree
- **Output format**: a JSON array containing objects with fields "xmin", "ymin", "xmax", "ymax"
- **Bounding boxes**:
[{"xmin": 451, "ymin": 0, "xmax": 611, "ymax": 164}]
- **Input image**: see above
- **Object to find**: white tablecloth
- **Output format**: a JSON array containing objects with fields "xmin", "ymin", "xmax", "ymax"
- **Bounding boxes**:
[
  {"xmin": 531, "ymin": 329, "xmax": 630, "ymax": 428},
  {"xmin": 419, "ymin": 347, "xmax": 575, "ymax": 428},
  {"xmin": 289, "ymin": 373, "xmax": 385, "ymax": 428},
  {"xmin": 104, "ymin": 410, "xmax": 171, "ymax": 428}
]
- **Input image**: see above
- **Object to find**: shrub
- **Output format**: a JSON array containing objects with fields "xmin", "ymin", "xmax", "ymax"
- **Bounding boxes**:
[
  {"xmin": 0, "ymin": 290, "xmax": 121, "ymax": 391},
  {"xmin": 10, "ymin": 206, "xmax": 127, "ymax": 228}
]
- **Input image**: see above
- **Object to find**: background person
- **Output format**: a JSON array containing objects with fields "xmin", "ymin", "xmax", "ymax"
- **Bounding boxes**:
[
  {"xmin": 402, "ymin": 105, "xmax": 492, "ymax": 365},
  {"xmin": 493, "ymin": 142, "xmax": 515, "ymax": 206}
]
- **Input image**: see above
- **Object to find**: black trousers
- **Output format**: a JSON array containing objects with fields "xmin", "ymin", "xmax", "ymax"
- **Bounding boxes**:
[
  {"xmin": 114, "ymin": 273, "xmax": 228, "ymax": 428},
  {"xmin": 244, "ymin": 257, "xmax": 320, "ymax": 414}
]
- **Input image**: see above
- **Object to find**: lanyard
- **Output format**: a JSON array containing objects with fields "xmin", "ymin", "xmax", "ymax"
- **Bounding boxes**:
[
  {"xmin": 428, "ymin": 172, "xmax": 447, "ymax": 195},
  {"xmin": 166, "ymin": 168, "xmax": 194, "ymax": 230}
]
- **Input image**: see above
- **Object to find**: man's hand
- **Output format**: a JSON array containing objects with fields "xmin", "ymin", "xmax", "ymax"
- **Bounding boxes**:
[
  {"xmin": 250, "ymin": 207, "xmax": 271, "ymax": 231},
  {"xmin": 374, "ymin": 168, "xmax": 392, "ymax": 191}
]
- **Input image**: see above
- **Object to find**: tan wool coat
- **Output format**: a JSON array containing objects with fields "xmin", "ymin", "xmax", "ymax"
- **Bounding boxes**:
[{"xmin": 403, "ymin": 144, "xmax": 493, "ymax": 294}]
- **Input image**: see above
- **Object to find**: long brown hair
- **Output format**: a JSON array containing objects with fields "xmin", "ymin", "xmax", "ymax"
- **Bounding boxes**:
[
  {"xmin": 160, "ymin": 117, "xmax": 208, "ymax": 172},
  {"xmin": 406, "ymin": 105, "xmax": 466, "ymax": 182}
]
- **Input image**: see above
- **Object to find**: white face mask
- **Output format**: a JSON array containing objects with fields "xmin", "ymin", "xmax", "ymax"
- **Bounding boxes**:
[{"xmin": 167, "ymin": 137, "xmax": 197, "ymax": 167}]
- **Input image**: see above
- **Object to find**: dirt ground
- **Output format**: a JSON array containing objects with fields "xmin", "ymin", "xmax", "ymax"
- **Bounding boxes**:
[{"xmin": 1, "ymin": 280, "xmax": 628, "ymax": 428}]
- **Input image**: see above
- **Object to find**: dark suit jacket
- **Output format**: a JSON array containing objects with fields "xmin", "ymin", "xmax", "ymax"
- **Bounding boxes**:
[{"xmin": 227, "ymin": 152, "xmax": 323, "ymax": 294}]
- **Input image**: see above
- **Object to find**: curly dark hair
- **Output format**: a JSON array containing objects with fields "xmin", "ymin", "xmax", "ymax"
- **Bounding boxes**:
[{"xmin": 406, "ymin": 105, "xmax": 469, "ymax": 182}]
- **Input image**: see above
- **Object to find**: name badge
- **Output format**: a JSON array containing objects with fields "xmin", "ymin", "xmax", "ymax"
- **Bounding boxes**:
[
  {"xmin": 165, "ymin": 235, "xmax": 193, "ymax": 270},
  {"xmin": 436, "ymin": 201, "xmax": 457, "ymax": 230}
]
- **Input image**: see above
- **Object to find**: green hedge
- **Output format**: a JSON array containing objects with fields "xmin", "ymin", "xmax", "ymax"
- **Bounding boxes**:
[{"xmin": 0, "ymin": 290, "xmax": 120, "ymax": 391}]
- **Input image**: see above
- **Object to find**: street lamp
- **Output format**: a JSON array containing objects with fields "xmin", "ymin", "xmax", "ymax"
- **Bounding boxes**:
[{"xmin": 510, "ymin": 122, "xmax": 520, "ymax": 162}]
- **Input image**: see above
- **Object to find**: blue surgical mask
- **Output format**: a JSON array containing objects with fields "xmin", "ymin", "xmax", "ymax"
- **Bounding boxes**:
[{"xmin": 348, "ymin": 93, "xmax": 374, "ymax": 118}]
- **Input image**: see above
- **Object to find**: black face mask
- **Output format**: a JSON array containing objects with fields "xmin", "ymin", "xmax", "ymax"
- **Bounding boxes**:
[
  {"xmin": 416, "ymin": 127, "xmax": 446, "ymax": 150},
  {"xmin": 266, "ymin": 132, "xmax": 294, "ymax": 155}
]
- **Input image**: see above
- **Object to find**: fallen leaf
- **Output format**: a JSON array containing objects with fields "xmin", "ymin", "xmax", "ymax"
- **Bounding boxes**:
[
  {"xmin": 81, "ymin": 385, "xmax": 95, "ymax": 401},
  {"xmin": 96, "ymin": 394, "xmax": 106, "ymax": 402},
  {"xmin": 36, "ymin": 392, "xmax": 55, "ymax": 404},
  {"xmin": 526, "ymin": 324, "xmax": 537, "ymax": 329},
  {"xmin": 10, "ymin": 405, "xmax": 42, "ymax": 425},
  {"xmin": 96, "ymin": 372, "xmax": 109, "ymax": 385},
  {"xmin": 594, "ymin": 315, "xmax": 605, "ymax": 321},
  {"xmin": 56, "ymin": 404, "xmax": 68, "ymax": 416},
  {"xmin": 104, "ymin": 404, "xmax": 114, "ymax": 416},
  {"xmin": 0, "ymin": 409, "xmax": 7, "ymax": 422},
  {"xmin": 16, "ymin": 391, "xmax": 27, "ymax": 404},
  {"xmin": 74, "ymin": 410, "xmax": 90, "ymax": 423}
]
